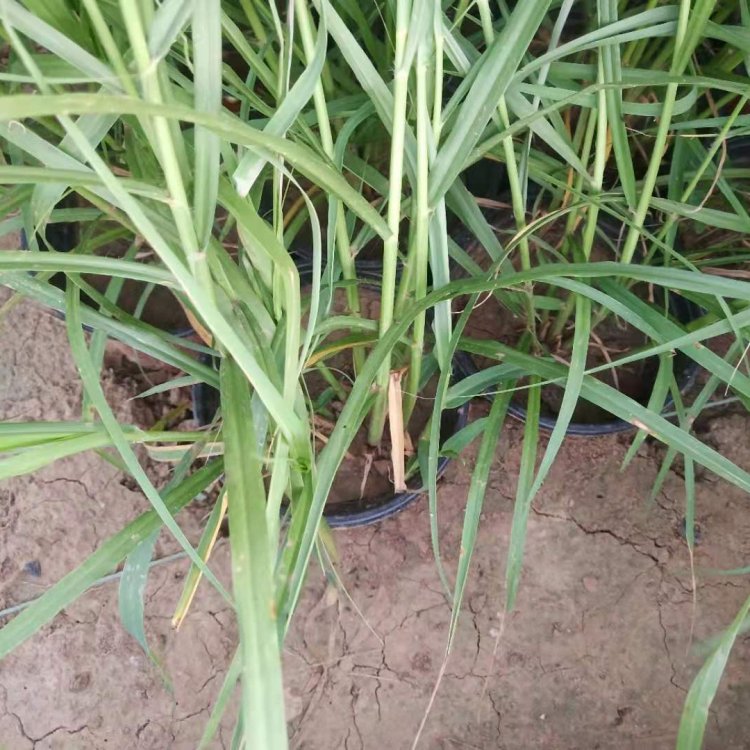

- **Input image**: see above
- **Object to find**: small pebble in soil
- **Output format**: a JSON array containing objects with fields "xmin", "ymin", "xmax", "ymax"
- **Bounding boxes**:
[{"xmin": 23, "ymin": 560, "xmax": 41, "ymax": 577}]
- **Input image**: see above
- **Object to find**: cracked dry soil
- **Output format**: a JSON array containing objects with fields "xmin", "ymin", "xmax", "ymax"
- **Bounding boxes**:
[{"xmin": 1, "ymin": 294, "xmax": 749, "ymax": 749}]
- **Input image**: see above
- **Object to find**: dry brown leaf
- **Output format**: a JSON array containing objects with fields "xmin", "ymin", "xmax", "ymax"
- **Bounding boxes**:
[
  {"xmin": 360, "ymin": 451, "xmax": 374, "ymax": 500},
  {"xmin": 388, "ymin": 370, "xmax": 406, "ymax": 492}
]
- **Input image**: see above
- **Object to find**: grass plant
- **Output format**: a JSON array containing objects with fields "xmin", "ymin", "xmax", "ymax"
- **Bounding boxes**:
[{"xmin": 0, "ymin": 1, "xmax": 749, "ymax": 747}]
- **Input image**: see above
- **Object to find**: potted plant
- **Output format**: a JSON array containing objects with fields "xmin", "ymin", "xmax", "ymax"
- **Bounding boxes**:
[{"xmin": 1, "ymin": 2, "xmax": 750, "ymax": 748}]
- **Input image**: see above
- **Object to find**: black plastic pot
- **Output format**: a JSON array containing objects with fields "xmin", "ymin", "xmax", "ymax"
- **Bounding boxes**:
[
  {"xmin": 20, "ymin": 196, "xmax": 80, "ymax": 250},
  {"xmin": 726, "ymin": 134, "xmax": 750, "ymax": 168},
  {"xmin": 468, "ymin": 299, "xmax": 702, "ymax": 437},
  {"xmin": 192, "ymin": 353, "xmax": 471, "ymax": 528}
]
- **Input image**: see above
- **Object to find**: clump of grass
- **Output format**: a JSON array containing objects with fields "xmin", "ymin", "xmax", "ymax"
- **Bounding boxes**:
[{"xmin": 0, "ymin": 1, "xmax": 749, "ymax": 747}]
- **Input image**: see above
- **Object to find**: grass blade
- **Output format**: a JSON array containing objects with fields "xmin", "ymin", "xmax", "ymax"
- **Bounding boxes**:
[
  {"xmin": 505, "ymin": 380, "xmax": 541, "ymax": 611},
  {"xmin": 149, "ymin": 0, "xmax": 195, "ymax": 61},
  {"xmin": 424, "ymin": 298, "xmax": 478, "ymax": 598},
  {"xmin": 676, "ymin": 595, "xmax": 750, "ymax": 750},
  {"xmin": 192, "ymin": 0, "xmax": 222, "ymax": 248},
  {"xmin": 0, "ymin": 250, "xmax": 175, "ymax": 284},
  {"xmin": 172, "ymin": 489, "xmax": 228, "ymax": 629},
  {"xmin": 621, "ymin": 354, "xmax": 672, "ymax": 469},
  {"xmin": 64, "ymin": 281, "xmax": 231, "ymax": 603},
  {"xmin": 525, "ymin": 296, "xmax": 591, "ymax": 500},
  {"xmin": 450, "ymin": 387, "xmax": 511, "ymax": 643},
  {"xmin": 597, "ymin": 0, "xmax": 636, "ymax": 206},
  {"xmin": 220, "ymin": 357, "xmax": 286, "ymax": 749},
  {"xmin": 0, "ymin": 428, "xmax": 210, "ymax": 480},
  {"xmin": 119, "ymin": 530, "xmax": 161, "ymax": 666}
]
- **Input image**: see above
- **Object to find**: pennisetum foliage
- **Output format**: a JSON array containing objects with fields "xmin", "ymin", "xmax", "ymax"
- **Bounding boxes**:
[{"xmin": 0, "ymin": 1, "xmax": 748, "ymax": 747}]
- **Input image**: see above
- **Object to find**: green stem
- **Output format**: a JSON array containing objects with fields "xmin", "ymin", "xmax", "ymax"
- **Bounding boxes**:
[
  {"xmin": 119, "ymin": 0, "xmax": 211, "ymax": 299},
  {"xmin": 619, "ymin": 0, "xmax": 692, "ymax": 266},
  {"xmin": 239, "ymin": 0, "xmax": 267, "ymax": 45},
  {"xmin": 403, "ymin": 45, "xmax": 431, "ymax": 426},
  {"xmin": 316, "ymin": 361, "xmax": 349, "ymax": 403},
  {"xmin": 368, "ymin": 0, "xmax": 412, "ymax": 445}
]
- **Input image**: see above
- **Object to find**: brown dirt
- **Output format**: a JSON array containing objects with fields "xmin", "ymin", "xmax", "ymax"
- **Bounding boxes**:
[{"xmin": 1, "ymin": 292, "xmax": 749, "ymax": 749}]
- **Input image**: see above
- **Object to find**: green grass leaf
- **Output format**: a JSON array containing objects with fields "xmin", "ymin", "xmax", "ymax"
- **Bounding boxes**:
[
  {"xmin": 119, "ymin": 530, "xmax": 160, "ymax": 664},
  {"xmin": 0, "ymin": 251, "xmax": 175, "ymax": 284},
  {"xmin": 192, "ymin": 0, "xmax": 222, "ymax": 248},
  {"xmin": 524, "ymin": 296, "xmax": 591, "ymax": 500},
  {"xmin": 505, "ymin": 380, "xmax": 541, "ymax": 611},
  {"xmin": 597, "ymin": 0, "xmax": 636, "ymax": 207},
  {"xmin": 0, "ymin": 427, "xmax": 208, "ymax": 480},
  {"xmin": 677, "ymin": 594, "xmax": 750, "ymax": 750},
  {"xmin": 439, "ymin": 417, "xmax": 488, "ymax": 458},
  {"xmin": 220, "ymin": 357, "xmax": 287, "ymax": 749},
  {"xmin": 450, "ymin": 387, "xmax": 512, "ymax": 642},
  {"xmin": 149, "ymin": 0, "xmax": 195, "ymax": 60}
]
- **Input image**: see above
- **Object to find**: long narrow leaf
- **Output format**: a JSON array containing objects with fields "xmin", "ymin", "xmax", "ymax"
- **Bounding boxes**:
[
  {"xmin": 192, "ymin": 0, "xmax": 222, "ymax": 247},
  {"xmin": 449, "ymin": 388, "xmax": 511, "ymax": 645},
  {"xmin": 64, "ymin": 282, "xmax": 231, "ymax": 603},
  {"xmin": 505, "ymin": 380, "xmax": 541, "ymax": 611},
  {"xmin": 677, "ymin": 595, "xmax": 750, "ymax": 750},
  {"xmin": 119, "ymin": 531, "xmax": 160, "ymax": 664},
  {"xmin": 220, "ymin": 357, "xmax": 286, "ymax": 749}
]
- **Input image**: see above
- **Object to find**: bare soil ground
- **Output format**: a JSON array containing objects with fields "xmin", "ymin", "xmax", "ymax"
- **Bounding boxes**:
[{"xmin": 0, "ymin": 294, "xmax": 749, "ymax": 749}]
